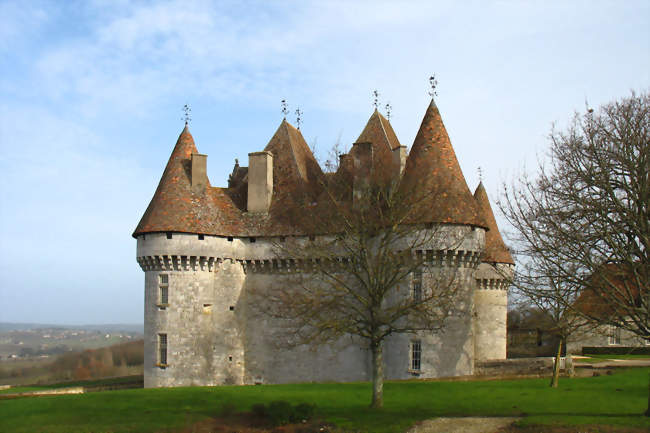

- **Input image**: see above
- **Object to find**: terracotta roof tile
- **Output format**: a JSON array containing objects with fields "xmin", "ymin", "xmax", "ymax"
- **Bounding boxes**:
[
  {"xmin": 132, "ymin": 126, "xmax": 245, "ymax": 237},
  {"xmin": 401, "ymin": 99, "xmax": 488, "ymax": 228},
  {"xmin": 351, "ymin": 109, "xmax": 401, "ymax": 173},
  {"xmin": 473, "ymin": 182, "xmax": 514, "ymax": 264}
]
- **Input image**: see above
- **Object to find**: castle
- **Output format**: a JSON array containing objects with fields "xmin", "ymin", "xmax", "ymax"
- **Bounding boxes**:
[{"xmin": 133, "ymin": 98, "xmax": 514, "ymax": 387}]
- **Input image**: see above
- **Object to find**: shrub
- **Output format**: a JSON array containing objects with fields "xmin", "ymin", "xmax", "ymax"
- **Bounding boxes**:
[
  {"xmin": 292, "ymin": 403, "xmax": 316, "ymax": 422},
  {"xmin": 267, "ymin": 400, "xmax": 293, "ymax": 426},
  {"xmin": 251, "ymin": 402, "xmax": 267, "ymax": 418}
]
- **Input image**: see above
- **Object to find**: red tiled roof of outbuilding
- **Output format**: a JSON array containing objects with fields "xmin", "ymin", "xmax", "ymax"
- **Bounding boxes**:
[
  {"xmin": 473, "ymin": 182, "xmax": 514, "ymax": 264},
  {"xmin": 401, "ymin": 99, "xmax": 488, "ymax": 228}
]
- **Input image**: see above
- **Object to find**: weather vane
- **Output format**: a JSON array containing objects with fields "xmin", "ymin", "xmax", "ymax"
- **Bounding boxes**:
[
  {"xmin": 372, "ymin": 90, "xmax": 380, "ymax": 109},
  {"xmin": 281, "ymin": 99, "xmax": 289, "ymax": 119},
  {"xmin": 478, "ymin": 166, "xmax": 483, "ymax": 182},
  {"xmin": 182, "ymin": 104, "xmax": 192, "ymax": 125},
  {"xmin": 295, "ymin": 108, "xmax": 303, "ymax": 129},
  {"xmin": 428, "ymin": 75, "xmax": 438, "ymax": 98},
  {"xmin": 385, "ymin": 102, "xmax": 392, "ymax": 120}
]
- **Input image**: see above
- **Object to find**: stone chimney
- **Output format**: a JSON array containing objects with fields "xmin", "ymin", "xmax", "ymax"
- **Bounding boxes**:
[
  {"xmin": 352, "ymin": 142, "xmax": 373, "ymax": 207},
  {"xmin": 191, "ymin": 153, "xmax": 208, "ymax": 193},
  {"xmin": 247, "ymin": 151, "xmax": 273, "ymax": 213},
  {"xmin": 392, "ymin": 145, "xmax": 407, "ymax": 178}
]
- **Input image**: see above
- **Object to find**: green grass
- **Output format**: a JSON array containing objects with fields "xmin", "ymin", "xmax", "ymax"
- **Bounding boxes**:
[{"xmin": 0, "ymin": 369, "xmax": 648, "ymax": 433}]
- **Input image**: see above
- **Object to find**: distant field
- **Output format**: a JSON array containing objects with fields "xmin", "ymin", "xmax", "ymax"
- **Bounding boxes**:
[
  {"xmin": 0, "ymin": 340, "xmax": 143, "ymax": 386},
  {"xmin": 0, "ymin": 368, "xmax": 648, "ymax": 433}
]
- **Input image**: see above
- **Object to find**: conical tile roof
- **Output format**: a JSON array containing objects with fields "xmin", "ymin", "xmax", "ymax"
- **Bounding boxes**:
[
  {"xmin": 401, "ymin": 99, "xmax": 487, "ymax": 228},
  {"xmin": 133, "ymin": 126, "xmax": 242, "ymax": 237},
  {"xmin": 473, "ymin": 182, "xmax": 514, "ymax": 264}
]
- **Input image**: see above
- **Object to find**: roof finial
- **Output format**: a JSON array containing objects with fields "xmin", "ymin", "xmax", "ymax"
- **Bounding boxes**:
[
  {"xmin": 281, "ymin": 99, "xmax": 289, "ymax": 119},
  {"xmin": 182, "ymin": 104, "xmax": 192, "ymax": 125},
  {"xmin": 428, "ymin": 75, "xmax": 438, "ymax": 98},
  {"xmin": 478, "ymin": 166, "xmax": 483, "ymax": 182},
  {"xmin": 295, "ymin": 107, "xmax": 303, "ymax": 130},
  {"xmin": 372, "ymin": 89, "xmax": 380, "ymax": 109},
  {"xmin": 385, "ymin": 102, "xmax": 392, "ymax": 120}
]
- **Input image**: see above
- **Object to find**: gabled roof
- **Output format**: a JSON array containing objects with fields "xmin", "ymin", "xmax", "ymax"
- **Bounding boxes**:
[
  {"xmin": 401, "ymin": 99, "xmax": 488, "ymax": 228},
  {"xmin": 473, "ymin": 182, "xmax": 514, "ymax": 264}
]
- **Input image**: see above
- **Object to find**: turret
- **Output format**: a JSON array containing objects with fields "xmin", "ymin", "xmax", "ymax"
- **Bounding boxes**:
[{"xmin": 472, "ymin": 181, "xmax": 514, "ymax": 361}]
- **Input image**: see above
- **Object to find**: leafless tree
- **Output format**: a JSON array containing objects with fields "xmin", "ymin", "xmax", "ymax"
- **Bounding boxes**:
[
  {"xmin": 252, "ymin": 155, "xmax": 472, "ymax": 408},
  {"xmin": 499, "ymin": 91, "xmax": 649, "ymax": 407}
]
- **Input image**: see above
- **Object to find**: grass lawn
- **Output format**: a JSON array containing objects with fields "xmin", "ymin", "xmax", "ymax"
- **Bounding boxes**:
[{"xmin": 0, "ymin": 368, "xmax": 648, "ymax": 433}]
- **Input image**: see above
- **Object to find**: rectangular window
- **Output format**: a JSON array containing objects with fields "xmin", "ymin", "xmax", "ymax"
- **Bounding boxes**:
[
  {"xmin": 411, "ymin": 340, "xmax": 421, "ymax": 371},
  {"xmin": 158, "ymin": 333, "xmax": 168, "ymax": 366},
  {"xmin": 159, "ymin": 274, "xmax": 169, "ymax": 307},
  {"xmin": 412, "ymin": 268, "xmax": 423, "ymax": 302},
  {"xmin": 608, "ymin": 326, "xmax": 621, "ymax": 345}
]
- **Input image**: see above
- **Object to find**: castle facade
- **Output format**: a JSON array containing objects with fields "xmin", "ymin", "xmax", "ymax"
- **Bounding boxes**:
[{"xmin": 134, "ymin": 98, "xmax": 514, "ymax": 387}]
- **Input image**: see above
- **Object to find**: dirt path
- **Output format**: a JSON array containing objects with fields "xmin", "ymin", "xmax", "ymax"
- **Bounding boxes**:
[{"xmin": 406, "ymin": 417, "xmax": 520, "ymax": 433}]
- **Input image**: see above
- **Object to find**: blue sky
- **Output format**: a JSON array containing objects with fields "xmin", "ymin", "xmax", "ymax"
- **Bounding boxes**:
[{"xmin": 0, "ymin": 0, "xmax": 648, "ymax": 325}]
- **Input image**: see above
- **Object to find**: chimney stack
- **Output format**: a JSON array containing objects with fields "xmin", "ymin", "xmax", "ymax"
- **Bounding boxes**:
[
  {"xmin": 392, "ymin": 145, "xmax": 407, "ymax": 178},
  {"xmin": 191, "ymin": 153, "xmax": 208, "ymax": 193},
  {"xmin": 352, "ymin": 142, "xmax": 373, "ymax": 207},
  {"xmin": 247, "ymin": 151, "xmax": 274, "ymax": 213}
]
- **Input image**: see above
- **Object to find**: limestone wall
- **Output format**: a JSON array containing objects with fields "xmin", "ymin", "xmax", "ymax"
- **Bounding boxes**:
[{"xmin": 137, "ymin": 225, "xmax": 497, "ymax": 387}]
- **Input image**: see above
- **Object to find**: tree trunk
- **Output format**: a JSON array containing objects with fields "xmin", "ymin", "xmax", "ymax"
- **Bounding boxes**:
[
  {"xmin": 550, "ymin": 338, "xmax": 562, "ymax": 388},
  {"xmin": 370, "ymin": 340, "xmax": 384, "ymax": 408}
]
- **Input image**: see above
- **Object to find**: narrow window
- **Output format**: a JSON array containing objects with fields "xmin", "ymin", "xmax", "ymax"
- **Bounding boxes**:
[
  {"xmin": 198, "ymin": 234, "xmax": 204, "ymax": 240},
  {"xmin": 608, "ymin": 326, "xmax": 621, "ymax": 345},
  {"xmin": 166, "ymin": 232, "xmax": 172, "ymax": 239},
  {"xmin": 227, "ymin": 236, "xmax": 233, "ymax": 242},
  {"xmin": 158, "ymin": 334, "xmax": 168, "ymax": 366},
  {"xmin": 410, "ymin": 340, "xmax": 421, "ymax": 371},
  {"xmin": 412, "ymin": 268, "xmax": 422, "ymax": 302},
  {"xmin": 159, "ymin": 274, "xmax": 169, "ymax": 308},
  {"xmin": 229, "ymin": 306, "xmax": 235, "ymax": 311}
]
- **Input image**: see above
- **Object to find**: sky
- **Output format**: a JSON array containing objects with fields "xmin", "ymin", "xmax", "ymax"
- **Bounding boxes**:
[{"xmin": 0, "ymin": 0, "xmax": 648, "ymax": 325}]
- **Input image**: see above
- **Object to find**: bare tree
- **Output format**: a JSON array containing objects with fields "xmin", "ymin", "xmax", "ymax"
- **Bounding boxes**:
[
  {"xmin": 508, "ymin": 258, "xmax": 594, "ymax": 387},
  {"xmin": 252, "ymin": 154, "xmax": 473, "ymax": 408},
  {"xmin": 499, "ymin": 91, "xmax": 649, "ymax": 406}
]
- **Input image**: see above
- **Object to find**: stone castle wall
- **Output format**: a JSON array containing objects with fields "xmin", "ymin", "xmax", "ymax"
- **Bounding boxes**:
[{"xmin": 137, "ymin": 226, "xmax": 505, "ymax": 387}]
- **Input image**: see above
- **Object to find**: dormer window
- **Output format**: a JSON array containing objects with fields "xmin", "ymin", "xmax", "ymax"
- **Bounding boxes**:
[{"xmin": 166, "ymin": 232, "xmax": 173, "ymax": 239}]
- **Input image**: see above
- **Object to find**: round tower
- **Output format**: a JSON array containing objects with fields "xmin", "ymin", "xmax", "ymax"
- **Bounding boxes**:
[
  {"xmin": 133, "ymin": 126, "xmax": 246, "ymax": 387},
  {"xmin": 472, "ymin": 182, "xmax": 515, "ymax": 361}
]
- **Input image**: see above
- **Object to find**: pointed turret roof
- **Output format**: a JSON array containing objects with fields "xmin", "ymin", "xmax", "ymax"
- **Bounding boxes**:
[
  {"xmin": 263, "ymin": 119, "xmax": 324, "ymax": 206},
  {"xmin": 401, "ymin": 100, "xmax": 487, "ymax": 228},
  {"xmin": 350, "ymin": 109, "xmax": 401, "ymax": 173},
  {"xmin": 473, "ymin": 182, "xmax": 514, "ymax": 264},
  {"xmin": 132, "ymin": 125, "xmax": 243, "ymax": 237}
]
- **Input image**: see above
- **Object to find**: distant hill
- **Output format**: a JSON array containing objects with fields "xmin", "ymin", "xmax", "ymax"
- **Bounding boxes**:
[{"xmin": 0, "ymin": 323, "xmax": 144, "ymax": 334}]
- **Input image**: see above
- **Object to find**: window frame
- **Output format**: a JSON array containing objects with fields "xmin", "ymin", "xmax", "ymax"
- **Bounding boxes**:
[
  {"xmin": 412, "ymin": 268, "xmax": 423, "ymax": 302},
  {"xmin": 608, "ymin": 325, "xmax": 621, "ymax": 345},
  {"xmin": 410, "ymin": 340, "xmax": 422, "ymax": 372},
  {"xmin": 158, "ymin": 274, "xmax": 169, "ymax": 309},
  {"xmin": 158, "ymin": 333, "xmax": 168, "ymax": 367}
]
